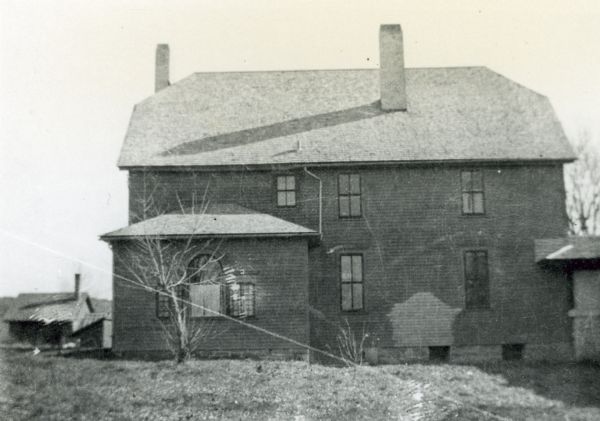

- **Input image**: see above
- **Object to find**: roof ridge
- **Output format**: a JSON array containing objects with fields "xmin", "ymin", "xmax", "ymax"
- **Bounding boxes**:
[{"xmin": 187, "ymin": 65, "xmax": 486, "ymax": 75}]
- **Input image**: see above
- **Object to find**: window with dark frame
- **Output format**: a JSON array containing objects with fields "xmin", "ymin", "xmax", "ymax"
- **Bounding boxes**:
[
  {"xmin": 340, "ymin": 254, "xmax": 364, "ymax": 311},
  {"xmin": 156, "ymin": 287, "xmax": 185, "ymax": 319},
  {"xmin": 464, "ymin": 250, "xmax": 490, "ymax": 309},
  {"xmin": 156, "ymin": 292, "xmax": 171, "ymax": 319},
  {"xmin": 338, "ymin": 174, "xmax": 361, "ymax": 217},
  {"xmin": 188, "ymin": 255, "xmax": 225, "ymax": 317},
  {"xmin": 461, "ymin": 170, "xmax": 485, "ymax": 214},
  {"xmin": 276, "ymin": 175, "xmax": 296, "ymax": 207},
  {"xmin": 228, "ymin": 282, "xmax": 255, "ymax": 317}
]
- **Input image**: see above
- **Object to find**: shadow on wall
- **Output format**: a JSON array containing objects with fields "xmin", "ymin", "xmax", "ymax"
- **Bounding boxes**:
[{"xmin": 387, "ymin": 292, "xmax": 461, "ymax": 346}]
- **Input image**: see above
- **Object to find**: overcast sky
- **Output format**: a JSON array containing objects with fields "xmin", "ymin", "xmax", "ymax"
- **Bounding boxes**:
[{"xmin": 1, "ymin": 0, "xmax": 599, "ymax": 299}]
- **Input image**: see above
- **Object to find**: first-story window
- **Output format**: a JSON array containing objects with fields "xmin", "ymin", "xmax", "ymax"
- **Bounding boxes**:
[
  {"xmin": 277, "ymin": 175, "xmax": 296, "ymax": 207},
  {"xmin": 156, "ymin": 287, "xmax": 185, "ymax": 319},
  {"xmin": 188, "ymin": 255, "xmax": 225, "ymax": 317},
  {"xmin": 156, "ymin": 292, "xmax": 171, "ymax": 319},
  {"xmin": 156, "ymin": 254, "xmax": 256, "ymax": 319},
  {"xmin": 340, "ymin": 254, "xmax": 364, "ymax": 311},
  {"xmin": 228, "ymin": 282, "xmax": 255, "ymax": 317},
  {"xmin": 464, "ymin": 250, "xmax": 490, "ymax": 309}
]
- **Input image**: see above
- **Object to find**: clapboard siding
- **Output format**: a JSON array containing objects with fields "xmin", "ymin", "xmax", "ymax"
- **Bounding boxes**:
[
  {"xmin": 112, "ymin": 237, "xmax": 309, "ymax": 354},
  {"xmin": 119, "ymin": 163, "xmax": 572, "ymax": 360}
]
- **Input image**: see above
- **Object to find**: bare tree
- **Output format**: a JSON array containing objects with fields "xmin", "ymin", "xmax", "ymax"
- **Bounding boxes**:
[
  {"xmin": 115, "ymin": 172, "xmax": 239, "ymax": 362},
  {"xmin": 565, "ymin": 131, "xmax": 600, "ymax": 236}
]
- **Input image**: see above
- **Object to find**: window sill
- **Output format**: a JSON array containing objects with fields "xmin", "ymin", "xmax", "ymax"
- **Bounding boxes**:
[
  {"xmin": 340, "ymin": 310, "xmax": 368, "ymax": 315},
  {"xmin": 464, "ymin": 307, "xmax": 492, "ymax": 312},
  {"xmin": 189, "ymin": 315, "xmax": 257, "ymax": 320}
]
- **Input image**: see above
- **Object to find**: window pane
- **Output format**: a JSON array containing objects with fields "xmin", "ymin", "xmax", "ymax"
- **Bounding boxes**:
[
  {"xmin": 476, "ymin": 252, "xmax": 488, "ymax": 280},
  {"xmin": 473, "ymin": 193, "xmax": 484, "ymax": 214},
  {"xmin": 341, "ymin": 256, "xmax": 352, "ymax": 282},
  {"xmin": 462, "ymin": 193, "xmax": 472, "ymax": 213},
  {"xmin": 191, "ymin": 284, "xmax": 222, "ymax": 317},
  {"xmin": 338, "ymin": 174, "xmax": 350, "ymax": 194},
  {"xmin": 353, "ymin": 283, "xmax": 363, "ymax": 310},
  {"xmin": 339, "ymin": 196, "xmax": 350, "ymax": 217},
  {"xmin": 471, "ymin": 171, "xmax": 483, "ymax": 191},
  {"xmin": 242, "ymin": 284, "xmax": 255, "ymax": 317},
  {"xmin": 350, "ymin": 195, "xmax": 361, "ymax": 216},
  {"xmin": 277, "ymin": 176, "xmax": 286, "ymax": 191},
  {"xmin": 157, "ymin": 293, "xmax": 170, "ymax": 318},
  {"xmin": 277, "ymin": 191, "xmax": 287, "ymax": 206},
  {"xmin": 464, "ymin": 252, "xmax": 476, "ymax": 280},
  {"xmin": 286, "ymin": 176, "xmax": 295, "ymax": 190},
  {"xmin": 341, "ymin": 284, "xmax": 353, "ymax": 310},
  {"xmin": 352, "ymin": 256, "xmax": 362, "ymax": 282},
  {"xmin": 350, "ymin": 174, "xmax": 361, "ymax": 194},
  {"xmin": 286, "ymin": 191, "xmax": 296, "ymax": 206},
  {"xmin": 189, "ymin": 255, "xmax": 222, "ymax": 284},
  {"xmin": 461, "ymin": 171, "xmax": 472, "ymax": 191}
]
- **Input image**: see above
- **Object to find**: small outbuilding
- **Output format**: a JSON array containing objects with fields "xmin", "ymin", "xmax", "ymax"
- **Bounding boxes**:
[
  {"xmin": 70, "ymin": 314, "xmax": 112, "ymax": 349},
  {"xmin": 535, "ymin": 236, "xmax": 600, "ymax": 361},
  {"xmin": 3, "ymin": 274, "xmax": 102, "ymax": 348}
]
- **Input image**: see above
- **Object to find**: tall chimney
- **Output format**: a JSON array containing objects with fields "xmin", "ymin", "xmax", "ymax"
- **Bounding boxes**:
[
  {"xmin": 379, "ymin": 24, "xmax": 407, "ymax": 111},
  {"xmin": 155, "ymin": 44, "xmax": 170, "ymax": 92},
  {"xmin": 74, "ymin": 273, "xmax": 81, "ymax": 300}
]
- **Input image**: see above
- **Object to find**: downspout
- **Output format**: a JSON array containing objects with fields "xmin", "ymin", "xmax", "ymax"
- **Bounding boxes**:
[{"xmin": 303, "ymin": 167, "xmax": 322, "ymax": 240}]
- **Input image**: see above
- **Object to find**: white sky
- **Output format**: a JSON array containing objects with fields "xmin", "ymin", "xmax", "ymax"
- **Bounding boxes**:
[{"xmin": 1, "ymin": 0, "xmax": 599, "ymax": 299}]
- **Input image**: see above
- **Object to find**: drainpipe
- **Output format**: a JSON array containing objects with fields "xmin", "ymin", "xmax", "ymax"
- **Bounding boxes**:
[{"xmin": 303, "ymin": 167, "xmax": 322, "ymax": 240}]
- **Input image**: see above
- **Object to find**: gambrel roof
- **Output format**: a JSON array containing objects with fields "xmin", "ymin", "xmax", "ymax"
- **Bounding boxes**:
[{"xmin": 118, "ymin": 67, "xmax": 574, "ymax": 168}]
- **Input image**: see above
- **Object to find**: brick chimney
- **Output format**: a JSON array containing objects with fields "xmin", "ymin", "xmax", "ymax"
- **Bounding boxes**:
[
  {"xmin": 379, "ymin": 24, "xmax": 407, "ymax": 111},
  {"xmin": 155, "ymin": 44, "xmax": 170, "ymax": 92},
  {"xmin": 74, "ymin": 273, "xmax": 81, "ymax": 300}
]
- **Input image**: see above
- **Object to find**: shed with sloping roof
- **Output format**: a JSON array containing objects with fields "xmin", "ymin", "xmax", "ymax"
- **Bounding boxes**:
[{"xmin": 535, "ymin": 237, "xmax": 600, "ymax": 361}]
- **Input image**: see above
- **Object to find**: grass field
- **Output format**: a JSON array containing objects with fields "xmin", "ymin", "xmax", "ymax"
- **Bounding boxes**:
[{"xmin": 0, "ymin": 349, "xmax": 599, "ymax": 420}]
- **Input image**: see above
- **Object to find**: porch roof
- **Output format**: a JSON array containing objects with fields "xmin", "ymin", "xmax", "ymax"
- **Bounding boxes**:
[
  {"xmin": 534, "ymin": 237, "xmax": 600, "ymax": 262},
  {"xmin": 100, "ymin": 205, "xmax": 318, "ymax": 240}
]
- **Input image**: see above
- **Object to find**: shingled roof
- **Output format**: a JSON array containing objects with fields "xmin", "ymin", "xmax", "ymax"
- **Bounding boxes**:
[
  {"xmin": 3, "ymin": 293, "xmax": 92, "ymax": 330},
  {"xmin": 101, "ymin": 204, "xmax": 317, "ymax": 240},
  {"xmin": 534, "ymin": 237, "xmax": 600, "ymax": 262},
  {"xmin": 118, "ymin": 67, "xmax": 574, "ymax": 168}
]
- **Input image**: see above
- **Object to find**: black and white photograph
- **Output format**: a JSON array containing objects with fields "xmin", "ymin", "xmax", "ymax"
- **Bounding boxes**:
[{"xmin": 1, "ymin": 1, "xmax": 599, "ymax": 419}]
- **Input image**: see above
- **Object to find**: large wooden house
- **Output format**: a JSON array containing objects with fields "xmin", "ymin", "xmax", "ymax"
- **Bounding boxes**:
[{"xmin": 102, "ymin": 25, "xmax": 592, "ymax": 362}]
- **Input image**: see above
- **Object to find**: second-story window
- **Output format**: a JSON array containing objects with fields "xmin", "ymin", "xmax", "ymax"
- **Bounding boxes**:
[
  {"xmin": 276, "ymin": 176, "xmax": 296, "ymax": 207},
  {"xmin": 461, "ymin": 170, "xmax": 485, "ymax": 214},
  {"xmin": 338, "ymin": 174, "xmax": 361, "ymax": 217}
]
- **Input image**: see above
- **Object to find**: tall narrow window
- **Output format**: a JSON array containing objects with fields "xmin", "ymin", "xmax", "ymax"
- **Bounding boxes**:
[
  {"xmin": 277, "ymin": 176, "xmax": 296, "ymax": 207},
  {"xmin": 156, "ymin": 292, "xmax": 171, "ymax": 319},
  {"xmin": 228, "ymin": 282, "xmax": 255, "ymax": 317},
  {"xmin": 340, "ymin": 254, "xmax": 364, "ymax": 311},
  {"xmin": 188, "ymin": 255, "xmax": 225, "ymax": 317},
  {"xmin": 156, "ymin": 287, "xmax": 185, "ymax": 319},
  {"xmin": 338, "ymin": 174, "xmax": 361, "ymax": 217},
  {"xmin": 464, "ymin": 250, "xmax": 490, "ymax": 309},
  {"xmin": 461, "ymin": 170, "xmax": 485, "ymax": 214}
]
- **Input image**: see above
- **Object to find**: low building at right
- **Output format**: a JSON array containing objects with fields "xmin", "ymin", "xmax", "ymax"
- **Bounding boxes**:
[{"xmin": 536, "ymin": 236, "xmax": 600, "ymax": 361}]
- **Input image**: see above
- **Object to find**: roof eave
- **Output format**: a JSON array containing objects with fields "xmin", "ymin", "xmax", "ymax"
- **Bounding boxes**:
[
  {"xmin": 100, "ymin": 232, "xmax": 319, "ymax": 242},
  {"xmin": 117, "ymin": 157, "xmax": 576, "ymax": 172}
]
